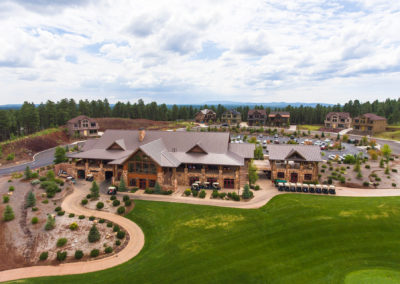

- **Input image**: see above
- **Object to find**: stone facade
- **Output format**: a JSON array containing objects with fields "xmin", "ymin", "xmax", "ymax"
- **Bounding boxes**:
[
  {"xmin": 352, "ymin": 113, "xmax": 387, "ymax": 134},
  {"xmin": 270, "ymin": 160, "xmax": 319, "ymax": 183}
]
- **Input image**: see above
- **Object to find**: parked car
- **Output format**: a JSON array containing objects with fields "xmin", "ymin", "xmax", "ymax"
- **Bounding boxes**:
[
  {"xmin": 86, "ymin": 174, "xmax": 94, "ymax": 182},
  {"xmin": 274, "ymin": 134, "xmax": 279, "ymax": 139},
  {"xmin": 273, "ymin": 140, "xmax": 280, "ymax": 144}
]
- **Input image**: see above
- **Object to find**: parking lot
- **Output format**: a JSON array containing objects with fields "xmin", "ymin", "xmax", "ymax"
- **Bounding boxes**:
[{"xmin": 230, "ymin": 134, "xmax": 368, "ymax": 161}]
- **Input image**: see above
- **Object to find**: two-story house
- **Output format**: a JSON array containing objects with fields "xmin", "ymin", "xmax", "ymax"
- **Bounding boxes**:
[
  {"xmin": 221, "ymin": 109, "xmax": 242, "ymax": 125},
  {"xmin": 324, "ymin": 112, "xmax": 351, "ymax": 130},
  {"xmin": 352, "ymin": 113, "xmax": 387, "ymax": 134},
  {"xmin": 67, "ymin": 115, "xmax": 99, "ymax": 137},
  {"xmin": 247, "ymin": 109, "xmax": 267, "ymax": 126},
  {"xmin": 268, "ymin": 112, "xmax": 290, "ymax": 127},
  {"xmin": 194, "ymin": 109, "xmax": 217, "ymax": 123}
]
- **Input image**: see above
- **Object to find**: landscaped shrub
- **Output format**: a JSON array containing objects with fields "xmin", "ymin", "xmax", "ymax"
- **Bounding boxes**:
[
  {"xmin": 392, "ymin": 169, "xmax": 398, "ymax": 173},
  {"xmin": 81, "ymin": 199, "xmax": 88, "ymax": 205},
  {"xmin": 199, "ymin": 190, "xmax": 206, "ymax": 198},
  {"xmin": 90, "ymin": 249, "xmax": 99, "ymax": 257},
  {"xmin": 365, "ymin": 164, "xmax": 370, "ymax": 169},
  {"xmin": 3, "ymin": 205, "xmax": 15, "ymax": 221},
  {"xmin": 105, "ymin": 246, "xmax": 113, "ymax": 254},
  {"xmin": 192, "ymin": 190, "xmax": 198, "ymax": 197},
  {"xmin": 321, "ymin": 169, "xmax": 325, "ymax": 173},
  {"xmin": 124, "ymin": 200, "xmax": 132, "ymax": 206},
  {"xmin": 123, "ymin": 195, "xmax": 130, "ymax": 202},
  {"xmin": 56, "ymin": 238, "xmax": 68, "ymax": 247},
  {"xmin": 42, "ymin": 199, "xmax": 49, "ymax": 204},
  {"xmin": 99, "ymin": 219, "xmax": 105, "ymax": 223},
  {"xmin": 45, "ymin": 215, "xmax": 55, "ymax": 230},
  {"xmin": 161, "ymin": 190, "xmax": 173, "ymax": 195},
  {"xmin": 322, "ymin": 164, "xmax": 327, "ymax": 169},
  {"xmin": 74, "ymin": 250, "xmax": 83, "ymax": 260},
  {"xmin": 57, "ymin": 211, "xmax": 65, "ymax": 216},
  {"xmin": 184, "ymin": 189, "xmax": 192, "ymax": 196},
  {"xmin": 115, "ymin": 240, "xmax": 121, "ymax": 246},
  {"xmin": 113, "ymin": 224, "xmax": 120, "ymax": 232},
  {"xmin": 89, "ymin": 216, "xmax": 95, "ymax": 221},
  {"xmin": 40, "ymin": 181, "xmax": 59, "ymax": 198},
  {"xmin": 219, "ymin": 192, "xmax": 227, "ymax": 199},
  {"xmin": 90, "ymin": 181, "xmax": 100, "ymax": 199},
  {"xmin": 3, "ymin": 195, "xmax": 9, "ymax": 203},
  {"xmin": 117, "ymin": 206, "xmax": 126, "ymax": 214},
  {"xmin": 79, "ymin": 215, "xmax": 85, "ymax": 219},
  {"xmin": 117, "ymin": 230, "xmax": 126, "ymax": 239},
  {"xmin": 242, "ymin": 184, "xmax": 253, "ymax": 200},
  {"xmin": 339, "ymin": 177, "xmax": 346, "ymax": 184},
  {"xmin": 39, "ymin": 176, "xmax": 46, "ymax": 182},
  {"xmin": 69, "ymin": 213, "xmax": 75, "ymax": 218},
  {"xmin": 144, "ymin": 188, "xmax": 154, "ymax": 194},
  {"xmin": 254, "ymin": 185, "xmax": 260, "ymax": 191},
  {"xmin": 86, "ymin": 194, "xmax": 92, "ymax": 199},
  {"xmin": 69, "ymin": 222, "xmax": 78, "ymax": 230},
  {"xmin": 107, "ymin": 222, "xmax": 113, "ymax": 227},
  {"xmin": 112, "ymin": 199, "xmax": 120, "ymax": 207},
  {"xmin": 88, "ymin": 224, "xmax": 100, "ymax": 243},
  {"xmin": 375, "ymin": 177, "xmax": 381, "ymax": 182},
  {"xmin": 212, "ymin": 190, "xmax": 219, "ymax": 198},
  {"xmin": 9, "ymin": 186, "xmax": 14, "ymax": 192},
  {"xmin": 39, "ymin": 252, "xmax": 48, "ymax": 261},
  {"xmin": 393, "ymin": 183, "xmax": 397, "ymax": 187},
  {"xmin": 56, "ymin": 251, "xmax": 67, "ymax": 261},
  {"xmin": 6, "ymin": 153, "xmax": 15, "ymax": 161},
  {"xmin": 96, "ymin": 202, "xmax": 104, "ymax": 209},
  {"xmin": 110, "ymin": 195, "xmax": 116, "ymax": 200},
  {"xmin": 231, "ymin": 192, "xmax": 240, "ymax": 201},
  {"xmin": 363, "ymin": 181, "xmax": 370, "ymax": 187}
]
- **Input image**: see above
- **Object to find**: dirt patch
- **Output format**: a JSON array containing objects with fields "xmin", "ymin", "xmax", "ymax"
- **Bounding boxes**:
[
  {"xmin": 0, "ymin": 129, "xmax": 71, "ymax": 167},
  {"xmin": 96, "ymin": 118, "xmax": 186, "ymax": 132}
]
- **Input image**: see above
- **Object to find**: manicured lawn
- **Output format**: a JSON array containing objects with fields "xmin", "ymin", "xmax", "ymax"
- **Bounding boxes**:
[
  {"xmin": 298, "ymin": 124, "xmax": 323, "ymax": 131},
  {"xmin": 15, "ymin": 195, "xmax": 400, "ymax": 284},
  {"xmin": 374, "ymin": 130, "xmax": 400, "ymax": 141}
]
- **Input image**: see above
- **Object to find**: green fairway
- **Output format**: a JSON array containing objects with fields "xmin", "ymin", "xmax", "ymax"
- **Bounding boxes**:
[{"xmin": 13, "ymin": 195, "xmax": 400, "ymax": 284}]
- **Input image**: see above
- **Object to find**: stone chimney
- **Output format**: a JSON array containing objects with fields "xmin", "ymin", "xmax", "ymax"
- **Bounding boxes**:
[{"xmin": 139, "ymin": 128, "xmax": 146, "ymax": 142}]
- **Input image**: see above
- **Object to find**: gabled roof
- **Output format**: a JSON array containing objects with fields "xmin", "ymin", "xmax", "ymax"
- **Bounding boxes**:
[
  {"xmin": 106, "ymin": 139, "xmax": 126, "ymax": 151},
  {"xmin": 67, "ymin": 115, "xmax": 96, "ymax": 124},
  {"xmin": 356, "ymin": 113, "xmax": 386, "ymax": 121},
  {"xmin": 67, "ymin": 130, "xmax": 253, "ymax": 167},
  {"xmin": 269, "ymin": 111, "xmax": 290, "ymax": 118},
  {"xmin": 248, "ymin": 109, "xmax": 267, "ymax": 116},
  {"xmin": 223, "ymin": 109, "xmax": 241, "ymax": 116},
  {"xmin": 267, "ymin": 145, "xmax": 322, "ymax": 162},
  {"xmin": 186, "ymin": 142, "xmax": 208, "ymax": 154},
  {"xmin": 198, "ymin": 109, "xmax": 216, "ymax": 115},
  {"xmin": 326, "ymin": 112, "xmax": 350, "ymax": 119}
]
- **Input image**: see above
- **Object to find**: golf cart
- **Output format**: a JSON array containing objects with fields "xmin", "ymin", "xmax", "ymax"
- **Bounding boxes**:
[
  {"xmin": 315, "ymin": 184, "xmax": 322, "ymax": 194},
  {"xmin": 191, "ymin": 183, "xmax": 200, "ymax": 191},
  {"xmin": 302, "ymin": 184, "xmax": 309, "ymax": 193},
  {"xmin": 204, "ymin": 181, "xmax": 211, "ymax": 189},
  {"xmin": 278, "ymin": 182, "xmax": 284, "ymax": 191},
  {"xmin": 309, "ymin": 184, "xmax": 315, "ymax": 193},
  {"xmin": 322, "ymin": 185, "xmax": 329, "ymax": 194},
  {"xmin": 86, "ymin": 174, "xmax": 94, "ymax": 182},
  {"xmin": 107, "ymin": 186, "xmax": 117, "ymax": 195},
  {"xmin": 212, "ymin": 182, "xmax": 221, "ymax": 190},
  {"xmin": 66, "ymin": 176, "xmax": 76, "ymax": 184},
  {"xmin": 296, "ymin": 183, "xmax": 302, "ymax": 192},
  {"xmin": 290, "ymin": 183, "xmax": 296, "ymax": 192},
  {"xmin": 329, "ymin": 185, "xmax": 336, "ymax": 194}
]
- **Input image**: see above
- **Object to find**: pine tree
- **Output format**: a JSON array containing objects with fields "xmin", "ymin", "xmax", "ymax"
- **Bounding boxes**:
[
  {"xmin": 242, "ymin": 184, "xmax": 253, "ymax": 199},
  {"xmin": 54, "ymin": 146, "xmax": 67, "ymax": 164},
  {"xmin": 45, "ymin": 214, "xmax": 55, "ymax": 230},
  {"xmin": 119, "ymin": 178, "xmax": 127, "ymax": 192},
  {"xmin": 3, "ymin": 205, "xmax": 14, "ymax": 221},
  {"xmin": 90, "ymin": 181, "xmax": 99, "ymax": 199},
  {"xmin": 154, "ymin": 182, "xmax": 161, "ymax": 194},
  {"xmin": 46, "ymin": 170, "xmax": 55, "ymax": 181},
  {"xmin": 26, "ymin": 191, "xmax": 36, "ymax": 208},
  {"xmin": 88, "ymin": 224, "xmax": 100, "ymax": 243},
  {"xmin": 24, "ymin": 166, "xmax": 32, "ymax": 180},
  {"xmin": 248, "ymin": 160, "xmax": 258, "ymax": 185}
]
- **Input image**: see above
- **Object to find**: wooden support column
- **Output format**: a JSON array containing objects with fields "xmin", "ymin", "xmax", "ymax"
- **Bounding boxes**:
[
  {"xmin": 218, "ymin": 166, "xmax": 223, "ymax": 185},
  {"xmin": 184, "ymin": 165, "xmax": 188, "ymax": 186},
  {"xmin": 172, "ymin": 168, "xmax": 177, "ymax": 190},
  {"xmin": 201, "ymin": 165, "xmax": 206, "ymax": 183}
]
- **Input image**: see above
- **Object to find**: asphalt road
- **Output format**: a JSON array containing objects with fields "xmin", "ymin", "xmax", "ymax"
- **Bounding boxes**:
[{"xmin": 0, "ymin": 142, "xmax": 85, "ymax": 176}]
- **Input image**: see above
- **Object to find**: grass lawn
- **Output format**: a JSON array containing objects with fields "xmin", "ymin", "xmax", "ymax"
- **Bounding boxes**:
[
  {"xmin": 15, "ymin": 195, "xmax": 400, "ymax": 284},
  {"xmin": 298, "ymin": 124, "xmax": 323, "ymax": 131},
  {"xmin": 374, "ymin": 130, "xmax": 400, "ymax": 141}
]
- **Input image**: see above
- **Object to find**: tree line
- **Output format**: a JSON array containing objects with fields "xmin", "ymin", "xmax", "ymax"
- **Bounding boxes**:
[{"xmin": 0, "ymin": 98, "xmax": 399, "ymax": 141}]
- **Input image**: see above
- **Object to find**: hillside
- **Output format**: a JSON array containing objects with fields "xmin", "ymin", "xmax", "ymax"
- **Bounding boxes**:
[
  {"xmin": 0, "ymin": 128, "xmax": 70, "ymax": 167},
  {"xmin": 96, "ymin": 118, "xmax": 189, "ymax": 132}
]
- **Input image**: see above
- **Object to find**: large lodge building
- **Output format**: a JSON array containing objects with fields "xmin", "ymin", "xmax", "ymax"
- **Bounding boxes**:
[{"xmin": 67, "ymin": 129, "xmax": 255, "ymax": 191}]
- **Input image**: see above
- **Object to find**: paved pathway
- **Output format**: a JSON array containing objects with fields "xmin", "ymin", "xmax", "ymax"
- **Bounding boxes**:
[{"xmin": 0, "ymin": 183, "xmax": 145, "ymax": 283}]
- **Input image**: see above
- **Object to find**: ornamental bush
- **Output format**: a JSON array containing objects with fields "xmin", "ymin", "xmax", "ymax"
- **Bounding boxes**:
[
  {"xmin": 99, "ymin": 219, "xmax": 105, "ymax": 223},
  {"xmin": 96, "ymin": 202, "xmax": 104, "ymax": 209},
  {"xmin": 211, "ymin": 190, "xmax": 219, "ymax": 198},
  {"xmin": 192, "ymin": 189, "xmax": 198, "ymax": 197},
  {"xmin": 74, "ymin": 250, "xmax": 83, "ymax": 260},
  {"xmin": 57, "ymin": 211, "xmax": 65, "ymax": 216},
  {"xmin": 107, "ymin": 222, "xmax": 113, "ymax": 227},
  {"xmin": 105, "ymin": 246, "xmax": 113, "ymax": 254},
  {"xmin": 110, "ymin": 195, "xmax": 116, "ymax": 200},
  {"xmin": 242, "ymin": 184, "xmax": 253, "ymax": 200},
  {"xmin": 81, "ymin": 199, "xmax": 88, "ymax": 205},
  {"xmin": 113, "ymin": 224, "xmax": 120, "ymax": 232},
  {"xmin": 69, "ymin": 213, "xmax": 75, "ymax": 218},
  {"xmin": 39, "ymin": 252, "xmax": 48, "ymax": 261},
  {"xmin": 112, "ymin": 199, "xmax": 120, "ymax": 207},
  {"xmin": 56, "ymin": 251, "xmax": 67, "ymax": 261},
  {"xmin": 56, "ymin": 238, "xmax": 67, "ymax": 247},
  {"xmin": 45, "ymin": 215, "xmax": 55, "ymax": 230},
  {"xmin": 117, "ymin": 230, "xmax": 126, "ymax": 239},
  {"xmin": 124, "ymin": 200, "xmax": 132, "ymax": 207},
  {"xmin": 69, "ymin": 222, "xmax": 78, "ymax": 230},
  {"xmin": 26, "ymin": 191, "xmax": 36, "ymax": 208},
  {"xmin": 3, "ymin": 195, "xmax": 9, "ymax": 203},
  {"xmin": 117, "ymin": 206, "xmax": 125, "ymax": 214},
  {"xmin": 90, "ymin": 249, "xmax": 99, "ymax": 257},
  {"xmin": 9, "ymin": 186, "xmax": 14, "ymax": 192},
  {"xmin": 3, "ymin": 205, "xmax": 15, "ymax": 221},
  {"xmin": 184, "ymin": 189, "xmax": 191, "ymax": 196},
  {"xmin": 88, "ymin": 224, "xmax": 100, "ymax": 243},
  {"xmin": 31, "ymin": 217, "xmax": 39, "ymax": 224},
  {"xmin": 78, "ymin": 215, "xmax": 85, "ymax": 219},
  {"xmin": 199, "ymin": 190, "xmax": 206, "ymax": 199},
  {"xmin": 115, "ymin": 240, "xmax": 121, "ymax": 246},
  {"xmin": 123, "ymin": 195, "xmax": 130, "ymax": 202},
  {"xmin": 89, "ymin": 216, "xmax": 95, "ymax": 221}
]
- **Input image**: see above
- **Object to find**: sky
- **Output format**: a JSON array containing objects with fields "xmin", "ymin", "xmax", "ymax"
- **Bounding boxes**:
[{"xmin": 0, "ymin": 0, "xmax": 400, "ymax": 105}]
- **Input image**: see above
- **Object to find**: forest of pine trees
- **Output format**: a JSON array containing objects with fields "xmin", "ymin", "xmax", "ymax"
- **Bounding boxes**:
[{"xmin": 0, "ymin": 98, "xmax": 399, "ymax": 142}]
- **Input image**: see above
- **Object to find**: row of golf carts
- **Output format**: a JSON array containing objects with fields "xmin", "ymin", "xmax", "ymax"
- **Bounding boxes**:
[
  {"xmin": 191, "ymin": 182, "xmax": 221, "ymax": 191},
  {"xmin": 276, "ymin": 181, "xmax": 336, "ymax": 195}
]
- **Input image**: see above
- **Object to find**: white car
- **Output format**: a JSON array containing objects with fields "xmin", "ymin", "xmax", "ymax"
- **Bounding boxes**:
[{"xmin": 328, "ymin": 154, "xmax": 337, "ymax": 160}]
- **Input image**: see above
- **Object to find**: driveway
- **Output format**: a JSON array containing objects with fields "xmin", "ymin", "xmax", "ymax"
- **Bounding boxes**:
[{"xmin": 0, "ymin": 141, "xmax": 85, "ymax": 176}]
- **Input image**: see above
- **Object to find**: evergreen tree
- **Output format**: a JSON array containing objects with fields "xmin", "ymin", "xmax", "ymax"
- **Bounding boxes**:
[
  {"xmin": 45, "ymin": 214, "xmax": 55, "ymax": 230},
  {"xmin": 248, "ymin": 160, "xmax": 258, "ymax": 185},
  {"xmin": 24, "ymin": 166, "xmax": 32, "ymax": 180},
  {"xmin": 90, "ymin": 181, "xmax": 99, "ymax": 199},
  {"xmin": 54, "ymin": 146, "xmax": 67, "ymax": 164},
  {"xmin": 242, "ymin": 184, "xmax": 253, "ymax": 199},
  {"xmin": 154, "ymin": 182, "xmax": 162, "ymax": 194},
  {"xmin": 3, "ymin": 205, "xmax": 14, "ymax": 221},
  {"xmin": 46, "ymin": 170, "xmax": 55, "ymax": 181},
  {"xmin": 381, "ymin": 144, "xmax": 392, "ymax": 162},
  {"xmin": 88, "ymin": 224, "xmax": 100, "ymax": 243},
  {"xmin": 119, "ymin": 178, "xmax": 127, "ymax": 192},
  {"xmin": 26, "ymin": 191, "xmax": 36, "ymax": 208}
]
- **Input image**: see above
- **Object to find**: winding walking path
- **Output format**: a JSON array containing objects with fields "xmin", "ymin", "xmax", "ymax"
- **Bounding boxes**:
[{"xmin": 0, "ymin": 184, "xmax": 145, "ymax": 283}]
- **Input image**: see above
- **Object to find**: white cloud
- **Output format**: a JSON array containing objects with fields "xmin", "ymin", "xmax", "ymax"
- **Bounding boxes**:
[{"xmin": 0, "ymin": 0, "xmax": 400, "ymax": 104}]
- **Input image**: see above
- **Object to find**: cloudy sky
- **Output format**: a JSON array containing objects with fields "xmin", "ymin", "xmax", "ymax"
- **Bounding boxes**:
[{"xmin": 0, "ymin": 0, "xmax": 399, "ymax": 105}]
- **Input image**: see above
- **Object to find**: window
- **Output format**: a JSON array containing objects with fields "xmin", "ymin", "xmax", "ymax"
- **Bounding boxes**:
[
  {"xmin": 368, "ymin": 126, "xmax": 373, "ymax": 131},
  {"xmin": 91, "ymin": 122, "xmax": 96, "ymax": 127},
  {"xmin": 74, "ymin": 123, "xmax": 78, "ymax": 127},
  {"xmin": 129, "ymin": 178, "xmax": 136, "ymax": 187},
  {"xmin": 304, "ymin": 174, "xmax": 312, "ymax": 181},
  {"xmin": 149, "ymin": 180, "xmax": 156, "ymax": 188},
  {"xmin": 82, "ymin": 120, "xmax": 89, "ymax": 128},
  {"xmin": 224, "ymin": 179, "xmax": 234, "ymax": 189},
  {"xmin": 277, "ymin": 172, "xmax": 285, "ymax": 179},
  {"xmin": 128, "ymin": 163, "xmax": 134, "ymax": 173}
]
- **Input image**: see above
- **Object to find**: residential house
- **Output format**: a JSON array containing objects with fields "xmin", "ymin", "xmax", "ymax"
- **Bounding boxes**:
[
  {"xmin": 266, "ymin": 145, "xmax": 322, "ymax": 183},
  {"xmin": 324, "ymin": 112, "xmax": 352, "ymax": 130},
  {"xmin": 221, "ymin": 109, "xmax": 242, "ymax": 125},
  {"xmin": 67, "ymin": 129, "xmax": 255, "ymax": 191},
  {"xmin": 267, "ymin": 112, "xmax": 290, "ymax": 127},
  {"xmin": 352, "ymin": 113, "xmax": 387, "ymax": 134},
  {"xmin": 194, "ymin": 109, "xmax": 216, "ymax": 123},
  {"xmin": 247, "ymin": 109, "xmax": 267, "ymax": 126},
  {"xmin": 67, "ymin": 115, "xmax": 99, "ymax": 137}
]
